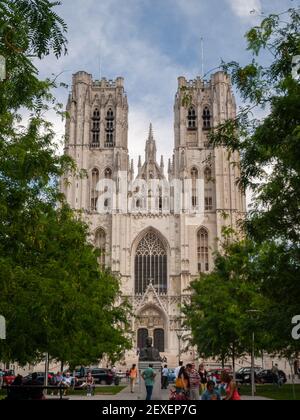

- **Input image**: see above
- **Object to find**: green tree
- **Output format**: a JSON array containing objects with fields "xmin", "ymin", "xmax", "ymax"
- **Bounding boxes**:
[
  {"xmin": 184, "ymin": 238, "xmax": 267, "ymax": 371},
  {"xmin": 0, "ymin": 0, "xmax": 131, "ymax": 366},
  {"xmin": 208, "ymin": 8, "xmax": 300, "ymax": 358}
]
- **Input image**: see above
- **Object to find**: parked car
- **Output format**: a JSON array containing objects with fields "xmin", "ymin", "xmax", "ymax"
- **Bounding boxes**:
[
  {"xmin": 23, "ymin": 372, "xmax": 54, "ymax": 385},
  {"xmin": 257, "ymin": 369, "xmax": 287, "ymax": 385},
  {"xmin": 3, "ymin": 370, "xmax": 16, "ymax": 386},
  {"xmin": 76, "ymin": 368, "xmax": 118, "ymax": 386},
  {"xmin": 235, "ymin": 367, "xmax": 262, "ymax": 384}
]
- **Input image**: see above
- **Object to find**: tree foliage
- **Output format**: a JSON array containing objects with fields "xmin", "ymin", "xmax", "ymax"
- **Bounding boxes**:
[
  {"xmin": 185, "ymin": 9, "xmax": 300, "ymax": 363},
  {"xmin": 184, "ymin": 238, "xmax": 269, "ymax": 366},
  {"xmin": 0, "ymin": 0, "xmax": 131, "ymax": 366}
]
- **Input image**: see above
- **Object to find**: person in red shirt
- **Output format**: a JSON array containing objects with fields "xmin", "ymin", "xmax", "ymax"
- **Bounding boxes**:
[{"xmin": 221, "ymin": 372, "xmax": 241, "ymax": 401}]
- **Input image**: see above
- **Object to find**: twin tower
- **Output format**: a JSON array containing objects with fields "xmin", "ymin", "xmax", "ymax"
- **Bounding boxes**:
[{"xmin": 62, "ymin": 70, "xmax": 246, "ymax": 359}]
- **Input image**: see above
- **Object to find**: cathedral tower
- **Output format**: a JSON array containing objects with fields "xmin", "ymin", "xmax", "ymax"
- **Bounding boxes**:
[{"xmin": 63, "ymin": 72, "xmax": 129, "ymax": 212}]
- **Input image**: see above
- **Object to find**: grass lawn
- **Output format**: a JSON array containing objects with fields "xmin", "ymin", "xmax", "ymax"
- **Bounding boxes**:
[
  {"xmin": 0, "ymin": 385, "xmax": 126, "ymax": 399},
  {"xmin": 0, "ymin": 389, "xmax": 6, "ymax": 400},
  {"xmin": 68, "ymin": 385, "xmax": 126, "ymax": 396},
  {"xmin": 240, "ymin": 384, "xmax": 300, "ymax": 400}
]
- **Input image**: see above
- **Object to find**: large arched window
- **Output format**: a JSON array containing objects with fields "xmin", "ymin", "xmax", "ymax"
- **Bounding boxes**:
[
  {"xmin": 203, "ymin": 107, "xmax": 211, "ymax": 130},
  {"xmin": 91, "ymin": 168, "xmax": 99, "ymax": 212},
  {"xmin": 95, "ymin": 228, "xmax": 106, "ymax": 268},
  {"xmin": 187, "ymin": 106, "xmax": 197, "ymax": 130},
  {"xmin": 91, "ymin": 108, "xmax": 100, "ymax": 147},
  {"xmin": 105, "ymin": 108, "xmax": 115, "ymax": 148},
  {"xmin": 197, "ymin": 228, "xmax": 209, "ymax": 273},
  {"xmin": 135, "ymin": 231, "xmax": 167, "ymax": 295}
]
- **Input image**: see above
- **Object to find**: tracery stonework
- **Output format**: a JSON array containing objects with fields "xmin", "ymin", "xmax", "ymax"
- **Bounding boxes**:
[{"xmin": 62, "ymin": 71, "xmax": 246, "ymax": 360}]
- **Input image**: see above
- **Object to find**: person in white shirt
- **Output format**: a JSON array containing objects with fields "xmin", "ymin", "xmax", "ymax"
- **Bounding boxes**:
[
  {"xmin": 61, "ymin": 372, "xmax": 73, "ymax": 393},
  {"xmin": 174, "ymin": 361, "xmax": 183, "ymax": 379},
  {"xmin": 162, "ymin": 365, "xmax": 169, "ymax": 389}
]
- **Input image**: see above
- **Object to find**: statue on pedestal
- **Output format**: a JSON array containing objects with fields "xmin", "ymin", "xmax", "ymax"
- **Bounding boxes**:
[{"xmin": 139, "ymin": 337, "xmax": 162, "ymax": 362}]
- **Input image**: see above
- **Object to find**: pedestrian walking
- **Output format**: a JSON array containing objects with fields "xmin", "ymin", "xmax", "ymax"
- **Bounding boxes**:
[
  {"xmin": 175, "ymin": 365, "xmax": 189, "ymax": 397},
  {"xmin": 174, "ymin": 361, "xmax": 183, "ymax": 381},
  {"xmin": 0, "ymin": 369, "xmax": 4, "ymax": 389},
  {"xmin": 162, "ymin": 365, "xmax": 169, "ymax": 390},
  {"xmin": 129, "ymin": 364, "xmax": 138, "ymax": 393},
  {"xmin": 199, "ymin": 363, "xmax": 208, "ymax": 395},
  {"xmin": 142, "ymin": 364, "xmax": 156, "ymax": 401},
  {"xmin": 271, "ymin": 364, "xmax": 280, "ymax": 386},
  {"xmin": 186, "ymin": 363, "xmax": 200, "ymax": 400}
]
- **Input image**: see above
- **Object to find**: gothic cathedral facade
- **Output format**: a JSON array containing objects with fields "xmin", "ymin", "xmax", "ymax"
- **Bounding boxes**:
[{"xmin": 62, "ymin": 71, "xmax": 246, "ymax": 362}]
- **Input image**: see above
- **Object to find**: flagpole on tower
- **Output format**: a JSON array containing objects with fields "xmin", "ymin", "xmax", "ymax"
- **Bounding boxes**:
[
  {"xmin": 98, "ymin": 40, "xmax": 102, "ymax": 80},
  {"xmin": 201, "ymin": 36, "xmax": 204, "ymax": 79},
  {"xmin": 99, "ymin": 52, "xmax": 102, "ymax": 80}
]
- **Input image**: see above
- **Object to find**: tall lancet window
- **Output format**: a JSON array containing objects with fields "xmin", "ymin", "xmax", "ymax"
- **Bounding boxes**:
[
  {"xmin": 91, "ymin": 108, "xmax": 100, "ymax": 147},
  {"xmin": 95, "ymin": 228, "xmax": 106, "ymax": 268},
  {"xmin": 91, "ymin": 168, "xmax": 100, "ymax": 212},
  {"xmin": 204, "ymin": 167, "xmax": 214, "ymax": 211},
  {"xmin": 135, "ymin": 231, "xmax": 167, "ymax": 295},
  {"xmin": 191, "ymin": 167, "xmax": 199, "ymax": 208},
  {"xmin": 203, "ymin": 107, "xmax": 211, "ymax": 130},
  {"xmin": 187, "ymin": 106, "xmax": 197, "ymax": 129},
  {"xmin": 197, "ymin": 228, "xmax": 209, "ymax": 273},
  {"xmin": 105, "ymin": 108, "xmax": 115, "ymax": 148}
]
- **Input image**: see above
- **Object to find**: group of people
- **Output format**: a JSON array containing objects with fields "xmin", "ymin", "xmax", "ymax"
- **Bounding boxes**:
[
  {"xmin": 128, "ymin": 361, "xmax": 241, "ymax": 401},
  {"xmin": 173, "ymin": 362, "xmax": 240, "ymax": 401},
  {"xmin": 127, "ymin": 363, "xmax": 158, "ymax": 400},
  {"xmin": 2, "ymin": 370, "xmax": 97, "ymax": 400}
]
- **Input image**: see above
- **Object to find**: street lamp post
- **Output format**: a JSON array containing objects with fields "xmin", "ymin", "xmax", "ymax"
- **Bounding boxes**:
[
  {"xmin": 175, "ymin": 330, "xmax": 184, "ymax": 365},
  {"xmin": 251, "ymin": 331, "xmax": 255, "ymax": 398},
  {"xmin": 247, "ymin": 310, "xmax": 262, "ymax": 398}
]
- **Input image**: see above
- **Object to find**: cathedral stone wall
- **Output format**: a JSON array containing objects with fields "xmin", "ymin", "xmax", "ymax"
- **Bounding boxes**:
[{"xmin": 62, "ymin": 71, "xmax": 246, "ymax": 361}]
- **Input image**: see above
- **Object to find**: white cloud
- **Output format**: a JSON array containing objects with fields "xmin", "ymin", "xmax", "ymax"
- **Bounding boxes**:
[
  {"xmin": 227, "ymin": 0, "xmax": 262, "ymax": 20},
  {"xmin": 36, "ymin": 0, "xmax": 193, "ymax": 167}
]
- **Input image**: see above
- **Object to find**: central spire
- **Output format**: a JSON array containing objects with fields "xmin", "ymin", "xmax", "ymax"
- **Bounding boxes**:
[{"xmin": 145, "ymin": 122, "xmax": 157, "ymax": 163}]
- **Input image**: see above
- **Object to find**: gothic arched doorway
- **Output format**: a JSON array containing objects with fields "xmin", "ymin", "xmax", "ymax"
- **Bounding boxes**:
[
  {"xmin": 154, "ymin": 329, "xmax": 165, "ymax": 353},
  {"xmin": 136, "ymin": 306, "xmax": 167, "ymax": 352},
  {"xmin": 137, "ymin": 328, "xmax": 149, "ymax": 350}
]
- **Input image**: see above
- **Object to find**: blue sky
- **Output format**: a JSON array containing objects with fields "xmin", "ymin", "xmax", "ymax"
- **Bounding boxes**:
[{"xmin": 38, "ymin": 0, "xmax": 298, "ymax": 167}]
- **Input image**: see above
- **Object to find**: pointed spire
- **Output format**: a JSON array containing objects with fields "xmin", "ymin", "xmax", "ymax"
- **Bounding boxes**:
[
  {"xmin": 145, "ymin": 122, "xmax": 157, "ymax": 163},
  {"xmin": 138, "ymin": 155, "xmax": 142, "ymax": 168},
  {"xmin": 131, "ymin": 159, "xmax": 134, "ymax": 174},
  {"xmin": 168, "ymin": 158, "xmax": 172, "ymax": 174},
  {"xmin": 160, "ymin": 155, "xmax": 164, "ymax": 169},
  {"xmin": 149, "ymin": 122, "xmax": 154, "ymax": 140}
]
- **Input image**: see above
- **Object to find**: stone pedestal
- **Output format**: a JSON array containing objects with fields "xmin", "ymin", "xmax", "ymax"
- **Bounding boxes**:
[{"xmin": 138, "ymin": 362, "xmax": 162, "ymax": 401}]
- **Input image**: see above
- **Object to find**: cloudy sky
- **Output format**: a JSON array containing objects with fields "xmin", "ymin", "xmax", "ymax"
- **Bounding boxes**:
[{"xmin": 37, "ymin": 0, "xmax": 297, "ymax": 167}]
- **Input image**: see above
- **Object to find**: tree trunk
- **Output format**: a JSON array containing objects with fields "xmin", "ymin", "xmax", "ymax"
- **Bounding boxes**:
[{"xmin": 232, "ymin": 347, "xmax": 236, "ymax": 381}]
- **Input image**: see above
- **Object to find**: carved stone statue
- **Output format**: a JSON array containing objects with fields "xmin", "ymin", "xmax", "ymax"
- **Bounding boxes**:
[{"xmin": 139, "ymin": 336, "xmax": 162, "ymax": 362}]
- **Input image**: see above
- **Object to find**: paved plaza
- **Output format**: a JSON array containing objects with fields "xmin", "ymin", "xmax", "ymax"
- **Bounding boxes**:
[{"xmin": 68, "ymin": 384, "xmax": 272, "ymax": 401}]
